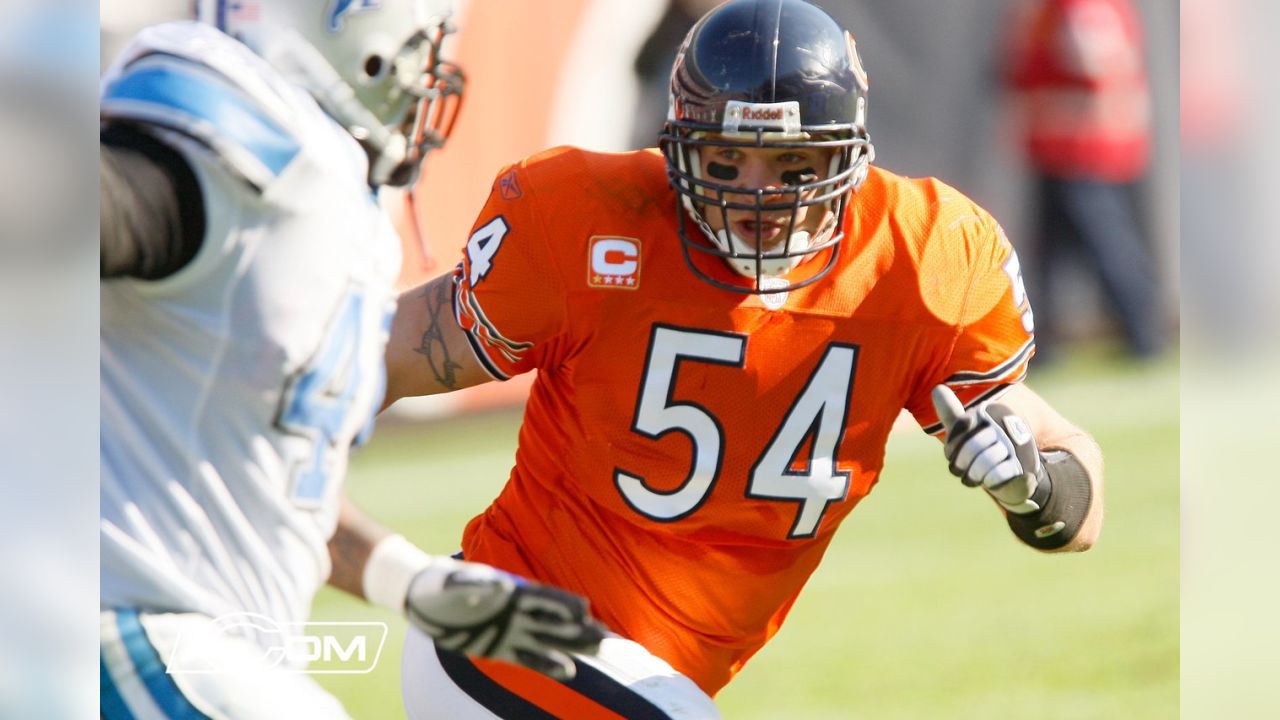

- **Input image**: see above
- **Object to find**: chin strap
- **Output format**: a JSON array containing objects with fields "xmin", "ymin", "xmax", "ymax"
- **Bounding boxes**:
[
  {"xmin": 717, "ymin": 227, "xmax": 811, "ymax": 277},
  {"xmin": 683, "ymin": 194, "xmax": 839, "ymax": 280}
]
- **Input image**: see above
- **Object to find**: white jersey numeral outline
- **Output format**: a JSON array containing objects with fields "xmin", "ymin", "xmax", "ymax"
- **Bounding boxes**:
[
  {"xmin": 1002, "ymin": 250, "xmax": 1035, "ymax": 334},
  {"xmin": 746, "ymin": 343, "xmax": 856, "ymax": 538},
  {"xmin": 466, "ymin": 216, "xmax": 510, "ymax": 287},
  {"xmin": 615, "ymin": 325, "xmax": 745, "ymax": 522},
  {"xmin": 615, "ymin": 325, "xmax": 858, "ymax": 539}
]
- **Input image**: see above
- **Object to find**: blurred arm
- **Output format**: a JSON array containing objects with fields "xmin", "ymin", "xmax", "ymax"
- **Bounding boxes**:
[
  {"xmin": 100, "ymin": 124, "xmax": 204, "ymax": 279},
  {"xmin": 382, "ymin": 273, "xmax": 495, "ymax": 410},
  {"xmin": 327, "ymin": 491, "xmax": 606, "ymax": 679},
  {"xmin": 326, "ymin": 492, "xmax": 394, "ymax": 600}
]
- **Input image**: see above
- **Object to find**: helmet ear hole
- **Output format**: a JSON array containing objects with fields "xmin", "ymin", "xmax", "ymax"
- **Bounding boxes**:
[{"xmin": 362, "ymin": 55, "xmax": 386, "ymax": 80}]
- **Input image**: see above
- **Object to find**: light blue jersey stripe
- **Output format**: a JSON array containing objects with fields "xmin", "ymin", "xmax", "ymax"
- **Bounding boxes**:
[
  {"xmin": 115, "ymin": 609, "xmax": 212, "ymax": 720},
  {"xmin": 100, "ymin": 656, "xmax": 136, "ymax": 720},
  {"xmin": 103, "ymin": 62, "xmax": 300, "ymax": 176}
]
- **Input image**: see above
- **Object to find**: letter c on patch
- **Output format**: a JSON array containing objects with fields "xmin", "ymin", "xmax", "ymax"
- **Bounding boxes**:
[{"xmin": 592, "ymin": 239, "xmax": 638, "ymax": 276}]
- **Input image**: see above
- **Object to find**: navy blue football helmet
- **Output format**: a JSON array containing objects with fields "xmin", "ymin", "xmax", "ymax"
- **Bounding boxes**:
[{"xmin": 660, "ymin": 0, "xmax": 873, "ymax": 293}]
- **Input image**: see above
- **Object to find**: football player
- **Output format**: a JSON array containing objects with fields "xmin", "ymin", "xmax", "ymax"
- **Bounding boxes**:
[
  {"xmin": 385, "ymin": 0, "xmax": 1103, "ymax": 717},
  {"xmin": 100, "ymin": 2, "xmax": 602, "ymax": 718}
]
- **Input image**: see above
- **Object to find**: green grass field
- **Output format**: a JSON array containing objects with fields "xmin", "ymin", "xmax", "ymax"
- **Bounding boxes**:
[{"xmin": 313, "ymin": 352, "xmax": 1178, "ymax": 719}]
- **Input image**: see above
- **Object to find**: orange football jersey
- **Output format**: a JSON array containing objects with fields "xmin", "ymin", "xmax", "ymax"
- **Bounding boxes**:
[{"xmin": 450, "ymin": 147, "xmax": 1034, "ymax": 695}]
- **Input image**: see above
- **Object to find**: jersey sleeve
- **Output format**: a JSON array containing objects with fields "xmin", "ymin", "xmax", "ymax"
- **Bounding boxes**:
[
  {"xmin": 100, "ymin": 51, "xmax": 300, "ymax": 192},
  {"xmin": 909, "ymin": 219, "xmax": 1036, "ymax": 435},
  {"xmin": 452, "ymin": 165, "xmax": 569, "ymax": 380}
]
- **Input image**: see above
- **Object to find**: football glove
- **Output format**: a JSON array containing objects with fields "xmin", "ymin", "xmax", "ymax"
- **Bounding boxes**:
[
  {"xmin": 931, "ymin": 385, "xmax": 1045, "ymax": 515},
  {"xmin": 405, "ymin": 560, "xmax": 606, "ymax": 681}
]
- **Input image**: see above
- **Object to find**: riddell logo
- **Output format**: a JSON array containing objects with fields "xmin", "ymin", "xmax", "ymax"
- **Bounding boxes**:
[
  {"xmin": 724, "ymin": 100, "xmax": 800, "ymax": 133},
  {"xmin": 588, "ymin": 237, "xmax": 640, "ymax": 290},
  {"xmin": 742, "ymin": 107, "xmax": 784, "ymax": 121}
]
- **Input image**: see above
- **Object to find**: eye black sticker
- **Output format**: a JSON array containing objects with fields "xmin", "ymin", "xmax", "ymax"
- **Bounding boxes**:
[
  {"xmin": 707, "ymin": 162, "xmax": 739, "ymax": 180},
  {"xmin": 781, "ymin": 168, "xmax": 817, "ymax": 186}
]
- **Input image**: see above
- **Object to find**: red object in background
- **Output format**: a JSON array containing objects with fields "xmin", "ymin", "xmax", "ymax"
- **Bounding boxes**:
[
  {"xmin": 393, "ymin": 0, "xmax": 595, "ymax": 292},
  {"xmin": 1004, "ymin": 0, "xmax": 1151, "ymax": 182},
  {"xmin": 1179, "ymin": 0, "xmax": 1247, "ymax": 150}
]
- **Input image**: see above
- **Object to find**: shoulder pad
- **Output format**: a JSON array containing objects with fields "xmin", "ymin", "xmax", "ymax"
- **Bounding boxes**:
[{"xmin": 101, "ymin": 29, "xmax": 301, "ymax": 190}]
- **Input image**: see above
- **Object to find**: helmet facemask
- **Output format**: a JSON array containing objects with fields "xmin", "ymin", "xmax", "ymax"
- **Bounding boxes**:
[
  {"xmin": 200, "ymin": 0, "xmax": 465, "ymax": 188},
  {"xmin": 659, "ymin": 0, "xmax": 875, "ymax": 295},
  {"xmin": 661, "ymin": 115, "xmax": 870, "ymax": 293},
  {"xmin": 360, "ymin": 19, "xmax": 465, "ymax": 187}
]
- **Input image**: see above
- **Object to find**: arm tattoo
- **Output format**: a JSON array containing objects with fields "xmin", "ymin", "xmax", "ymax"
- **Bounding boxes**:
[{"xmin": 412, "ymin": 279, "xmax": 464, "ymax": 390}]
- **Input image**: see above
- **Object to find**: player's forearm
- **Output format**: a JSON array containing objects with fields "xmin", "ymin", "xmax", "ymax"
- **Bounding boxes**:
[
  {"xmin": 329, "ymin": 493, "xmax": 466, "ymax": 617},
  {"xmin": 970, "ymin": 383, "xmax": 1104, "ymax": 553},
  {"xmin": 100, "ymin": 126, "xmax": 205, "ymax": 279},
  {"xmin": 1007, "ymin": 386, "xmax": 1104, "ymax": 553},
  {"xmin": 381, "ymin": 273, "xmax": 492, "ymax": 410},
  {"xmin": 1030, "ymin": 428, "xmax": 1104, "ymax": 553},
  {"xmin": 326, "ymin": 493, "xmax": 395, "ymax": 599}
]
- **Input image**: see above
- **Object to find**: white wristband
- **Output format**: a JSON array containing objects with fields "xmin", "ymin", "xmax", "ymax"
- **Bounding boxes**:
[{"xmin": 362, "ymin": 534, "xmax": 434, "ymax": 613}]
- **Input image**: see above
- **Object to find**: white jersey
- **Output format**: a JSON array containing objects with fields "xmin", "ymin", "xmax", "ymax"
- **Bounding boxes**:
[{"xmin": 99, "ymin": 22, "xmax": 401, "ymax": 633}]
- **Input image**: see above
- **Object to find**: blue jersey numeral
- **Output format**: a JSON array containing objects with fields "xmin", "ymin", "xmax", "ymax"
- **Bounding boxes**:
[{"xmin": 276, "ymin": 289, "xmax": 387, "ymax": 507}]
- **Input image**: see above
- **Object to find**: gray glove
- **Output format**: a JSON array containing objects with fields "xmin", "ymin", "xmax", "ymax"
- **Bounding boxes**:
[
  {"xmin": 931, "ymin": 385, "xmax": 1046, "ymax": 515},
  {"xmin": 406, "ymin": 560, "xmax": 606, "ymax": 680}
]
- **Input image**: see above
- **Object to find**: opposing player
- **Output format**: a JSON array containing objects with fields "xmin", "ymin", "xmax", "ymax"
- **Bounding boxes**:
[
  {"xmin": 385, "ymin": 0, "xmax": 1104, "ymax": 717},
  {"xmin": 100, "ymin": 3, "xmax": 602, "ymax": 718}
]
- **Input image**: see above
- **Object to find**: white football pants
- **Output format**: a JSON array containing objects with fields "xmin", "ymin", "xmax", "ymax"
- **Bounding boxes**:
[{"xmin": 401, "ymin": 625, "xmax": 722, "ymax": 720}]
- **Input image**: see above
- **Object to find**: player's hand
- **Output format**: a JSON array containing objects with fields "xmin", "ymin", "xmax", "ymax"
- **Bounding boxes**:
[
  {"xmin": 931, "ymin": 385, "xmax": 1045, "ymax": 515},
  {"xmin": 405, "ymin": 560, "xmax": 606, "ymax": 680}
]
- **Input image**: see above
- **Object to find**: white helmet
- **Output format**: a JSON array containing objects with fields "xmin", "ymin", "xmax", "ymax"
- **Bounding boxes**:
[{"xmin": 198, "ymin": 0, "xmax": 465, "ymax": 187}]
